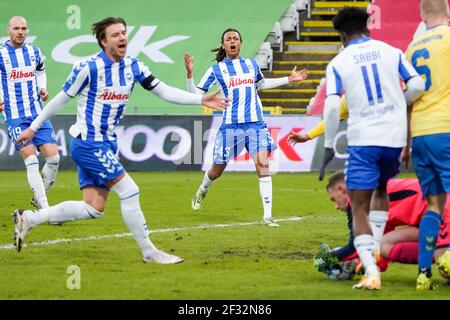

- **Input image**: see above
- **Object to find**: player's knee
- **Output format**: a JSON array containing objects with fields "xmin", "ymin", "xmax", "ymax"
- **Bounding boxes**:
[
  {"xmin": 112, "ymin": 174, "xmax": 140, "ymax": 200},
  {"xmin": 24, "ymin": 154, "xmax": 39, "ymax": 167},
  {"xmin": 208, "ymin": 170, "xmax": 222, "ymax": 180},
  {"xmin": 46, "ymin": 154, "xmax": 60, "ymax": 165},
  {"xmin": 380, "ymin": 241, "xmax": 392, "ymax": 258},
  {"xmin": 84, "ymin": 202, "xmax": 104, "ymax": 218}
]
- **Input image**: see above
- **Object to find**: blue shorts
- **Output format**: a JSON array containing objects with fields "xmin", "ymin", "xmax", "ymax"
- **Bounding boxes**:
[
  {"xmin": 212, "ymin": 121, "xmax": 277, "ymax": 164},
  {"xmin": 412, "ymin": 133, "xmax": 450, "ymax": 197},
  {"xmin": 345, "ymin": 146, "xmax": 402, "ymax": 190},
  {"xmin": 70, "ymin": 137, "xmax": 125, "ymax": 189},
  {"xmin": 6, "ymin": 117, "xmax": 56, "ymax": 151}
]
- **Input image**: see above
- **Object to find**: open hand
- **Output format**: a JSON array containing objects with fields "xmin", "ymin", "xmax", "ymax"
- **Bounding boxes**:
[
  {"xmin": 184, "ymin": 52, "xmax": 194, "ymax": 79},
  {"xmin": 201, "ymin": 90, "xmax": 229, "ymax": 110},
  {"xmin": 288, "ymin": 66, "xmax": 309, "ymax": 83},
  {"xmin": 39, "ymin": 88, "xmax": 49, "ymax": 102},
  {"xmin": 288, "ymin": 131, "xmax": 311, "ymax": 145},
  {"xmin": 16, "ymin": 128, "xmax": 36, "ymax": 147}
]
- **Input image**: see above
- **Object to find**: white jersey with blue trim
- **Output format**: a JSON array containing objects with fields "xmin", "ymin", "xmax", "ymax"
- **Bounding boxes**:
[
  {"xmin": 197, "ymin": 57, "xmax": 264, "ymax": 124},
  {"xmin": 0, "ymin": 41, "xmax": 44, "ymax": 121},
  {"xmin": 63, "ymin": 51, "xmax": 160, "ymax": 142},
  {"xmin": 326, "ymin": 37, "xmax": 418, "ymax": 147}
]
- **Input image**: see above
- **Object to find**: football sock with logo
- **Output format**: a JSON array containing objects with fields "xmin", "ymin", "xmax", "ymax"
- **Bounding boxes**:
[
  {"xmin": 24, "ymin": 155, "xmax": 48, "ymax": 209},
  {"xmin": 25, "ymin": 201, "xmax": 102, "ymax": 227},
  {"xmin": 259, "ymin": 176, "xmax": 272, "ymax": 220},
  {"xmin": 369, "ymin": 210, "xmax": 388, "ymax": 254},
  {"xmin": 199, "ymin": 170, "xmax": 213, "ymax": 193},
  {"xmin": 418, "ymin": 210, "xmax": 441, "ymax": 276},
  {"xmin": 42, "ymin": 154, "xmax": 60, "ymax": 192},
  {"xmin": 354, "ymin": 234, "xmax": 378, "ymax": 275},
  {"xmin": 111, "ymin": 174, "xmax": 158, "ymax": 256}
]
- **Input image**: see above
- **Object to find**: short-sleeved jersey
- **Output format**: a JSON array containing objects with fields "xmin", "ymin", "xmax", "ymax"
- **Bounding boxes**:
[
  {"xmin": 326, "ymin": 37, "xmax": 418, "ymax": 147},
  {"xmin": 0, "ymin": 40, "xmax": 44, "ymax": 121},
  {"xmin": 405, "ymin": 25, "xmax": 450, "ymax": 137},
  {"xmin": 197, "ymin": 57, "xmax": 264, "ymax": 124},
  {"xmin": 63, "ymin": 51, "xmax": 159, "ymax": 141}
]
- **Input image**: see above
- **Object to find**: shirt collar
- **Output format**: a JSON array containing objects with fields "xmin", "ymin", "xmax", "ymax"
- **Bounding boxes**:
[
  {"xmin": 345, "ymin": 36, "xmax": 372, "ymax": 47},
  {"xmin": 98, "ymin": 50, "xmax": 118, "ymax": 65},
  {"xmin": 5, "ymin": 40, "xmax": 21, "ymax": 50},
  {"xmin": 223, "ymin": 56, "xmax": 244, "ymax": 63},
  {"xmin": 426, "ymin": 24, "xmax": 444, "ymax": 30}
]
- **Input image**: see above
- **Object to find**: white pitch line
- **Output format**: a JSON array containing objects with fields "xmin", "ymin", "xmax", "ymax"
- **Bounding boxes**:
[{"xmin": 0, "ymin": 216, "xmax": 305, "ymax": 250}]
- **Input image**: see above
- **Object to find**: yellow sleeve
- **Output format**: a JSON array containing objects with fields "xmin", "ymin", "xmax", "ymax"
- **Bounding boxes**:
[
  {"xmin": 307, "ymin": 120, "xmax": 325, "ymax": 139},
  {"xmin": 306, "ymin": 96, "xmax": 349, "ymax": 139}
]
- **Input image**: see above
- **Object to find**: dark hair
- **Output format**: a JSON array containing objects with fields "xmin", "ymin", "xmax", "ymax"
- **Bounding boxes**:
[
  {"xmin": 326, "ymin": 171, "xmax": 345, "ymax": 190},
  {"xmin": 91, "ymin": 17, "xmax": 127, "ymax": 49},
  {"xmin": 211, "ymin": 28, "xmax": 242, "ymax": 63},
  {"xmin": 332, "ymin": 7, "xmax": 370, "ymax": 36}
]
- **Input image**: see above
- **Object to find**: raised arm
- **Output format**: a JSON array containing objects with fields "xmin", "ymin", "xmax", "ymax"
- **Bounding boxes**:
[{"xmin": 184, "ymin": 53, "xmax": 206, "ymax": 95}]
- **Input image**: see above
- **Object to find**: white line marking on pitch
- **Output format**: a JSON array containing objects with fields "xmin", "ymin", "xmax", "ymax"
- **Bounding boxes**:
[{"xmin": 0, "ymin": 216, "xmax": 305, "ymax": 250}]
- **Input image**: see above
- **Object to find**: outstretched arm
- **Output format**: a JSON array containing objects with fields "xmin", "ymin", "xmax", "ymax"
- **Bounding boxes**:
[
  {"xmin": 151, "ymin": 81, "xmax": 227, "ymax": 110},
  {"xmin": 257, "ymin": 66, "xmax": 308, "ymax": 89}
]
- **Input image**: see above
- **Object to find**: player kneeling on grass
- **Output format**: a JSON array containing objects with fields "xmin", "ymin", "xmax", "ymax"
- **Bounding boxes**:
[
  {"xmin": 13, "ymin": 17, "xmax": 228, "ymax": 264},
  {"xmin": 313, "ymin": 171, "xmax": 450, "ymax": 283}
]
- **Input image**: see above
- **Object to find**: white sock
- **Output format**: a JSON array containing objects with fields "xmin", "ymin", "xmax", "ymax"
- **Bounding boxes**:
[
  {"xmin": 199, "ymin": 170, "xmax": 213, "ymax": 192},
  {"xmin": 369, "ymin": 210, "xmax": 388, "ymax": 253},
  {"xmin": 24, "ymin": 155, "xmax": 48, "ymax": 209},
  {"xmin": 111, "ymin": 174, "xmax": 158, "ymax": 257},
  {"xmin": 354, "ymin": 234, "xmax": 378, "ymax": 275},
  {"xmin": 42, "ymin": 154, "xmax": 60, "ymax": 192},
  {"xmin": 25, "ymin": 201, "xmax": 102, "ymax": 227},
  {"xmin": 259, "ymin": 176, "xmax": 272, "ymax": 220}
]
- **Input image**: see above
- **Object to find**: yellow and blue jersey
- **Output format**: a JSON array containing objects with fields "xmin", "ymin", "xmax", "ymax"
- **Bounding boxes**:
[{"xmin": 406, "ymin": 25, "xmax": 450, "ymax": 137}]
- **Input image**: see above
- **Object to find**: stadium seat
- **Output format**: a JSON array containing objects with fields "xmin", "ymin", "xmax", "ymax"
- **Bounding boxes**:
[
  {"xmin": 255, "ymin": 42, "xmax": 273, "ymax": 71},
  {"xmin": 280, "ymin": 4, "xmax": 300, "ymax": 40},
  {"xmin": 266, "ymin": 21, "xmax": 283, "ymax": 52}
]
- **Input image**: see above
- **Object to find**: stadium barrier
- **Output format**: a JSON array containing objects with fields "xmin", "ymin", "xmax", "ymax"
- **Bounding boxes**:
[{"xmin": 0, "ymin": 115, "xmax": 415, "ymax": 174}]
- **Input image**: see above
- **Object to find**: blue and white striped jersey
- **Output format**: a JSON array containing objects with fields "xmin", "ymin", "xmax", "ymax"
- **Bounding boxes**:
[
  {"xmin": 63, "ymin": 51, "xmax": 160, "ymax": 141},
  {"xmin": 0, "ymin": 40, "xmax": 44, "ymax": 121},
  {"xmin": 326, "ymin": 37, "xmax": 418, "ymax": 147},
  {"xmin": 197, "ymin": 57, "xmax": 264, "ymax": 124}
]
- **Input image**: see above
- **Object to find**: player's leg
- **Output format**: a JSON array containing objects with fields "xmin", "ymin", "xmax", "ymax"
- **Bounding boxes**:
[
  {"xmin": 371, "ymin": 147, "xmax": 402, "ymax": 257},
  {"xmin": 346, "ymin": 146, "xmax": 383, "ymax": 290},
  {"xmin": 39, "ymin": 143, "xmax": 60, "ymax": 194},
  {"xmin": 192, "ymin": 163, "xmax": 227, "ymax": 211},
  {"xmin": 108, "ymin": 172, "xmax": 183, "ymax": 264},
  {"xmin": 20, "ymin": 144, "xmax": 49, "ymax": 209},
  {"xmin": 192, "ymin": 125, "xmax": 241, "ymax": 211},
  {"xmin": 349, "ymin": 189, "xmax": 380, "ymax": 286},
  {"xmin": 382, "ymin": 227, "xmax": 419, "ymax": 263},
  {"xmin": 435, "ymin": 211, "xmax": 450, "ymax": 278},
  {"xmin": 370, "ymin": 183, "xmax": 389, "ymax": 255},
  {"xmin": 34, "ymin": 120, "xmax": 59, "ymax": 196},
  {"xmin": 248, "ymin": 122, "xmax": 278, "ymax": 227},
  {"xmin": 253, "ymin": 150, "xmax": 277, "ymax": 227},
  {"xmin": 412, "ymin": 134, "xmax": 450, "ymax": 289},
  {"xmin": 12, "ymin": 185, "xmax": 105, "ymax": 252}
]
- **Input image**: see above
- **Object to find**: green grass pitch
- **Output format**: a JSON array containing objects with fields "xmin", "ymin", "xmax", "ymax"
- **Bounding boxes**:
[{"xmin": 0, "ymin": 170, "xmax": 448, "ymax": 299}]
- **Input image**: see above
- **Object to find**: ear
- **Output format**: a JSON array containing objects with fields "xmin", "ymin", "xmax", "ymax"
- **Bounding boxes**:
[
  {"xmin": 337, "ymin": 183, "xmax": 347, "ymax": 195},
  {"xmin": 101, "ymin": 38, "xmax": 107, "ymax": 49}
]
